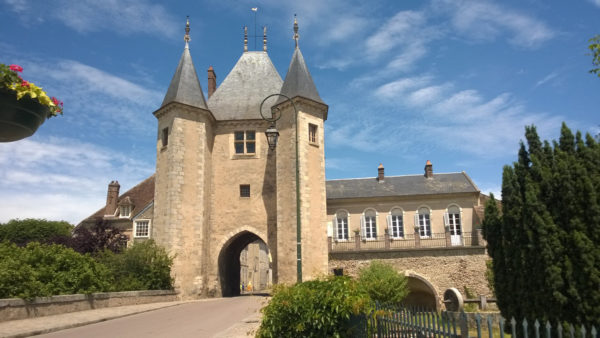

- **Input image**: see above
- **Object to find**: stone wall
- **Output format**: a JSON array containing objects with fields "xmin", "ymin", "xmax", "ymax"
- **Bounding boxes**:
[
  {"xmin": 329, "ymin": 247, "xmax": 492, "ymax": 307},
  {"xmin": 0, "ymin": 290, "xmax": 177, "ymax": 322}
]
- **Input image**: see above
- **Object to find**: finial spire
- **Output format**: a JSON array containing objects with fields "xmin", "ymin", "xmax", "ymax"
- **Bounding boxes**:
[
  {"xmin": 244, "ymin": 26, "xmax": 248, "ymax": 52},
  {"xmin": 263, "ymin": 26, "xmax": 267, "ymax": 52},
  {"xmin": 293, "ymin": 14, "xmax": 299, "ymax": 48},
  {"xmin": 184, "ymin": 16, "xmax": 190, "ymax": 48}
]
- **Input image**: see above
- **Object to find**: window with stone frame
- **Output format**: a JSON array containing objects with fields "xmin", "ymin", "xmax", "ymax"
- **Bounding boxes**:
[
  {"xmin": 234, "ymin": 131, "xmax": 256, "ymax": 154},
  {"xmin": 335, "ymin": 210, "xmax": 349, "ymax": 240},
  {"xmin": 308, "ymin": 123, "xmax": 318, "ymax": 144},
  {"xmin": 415, "ymin": 207, "xmax": 432, "ymax": 238},
  {"xmin": 445, "ymin": 205, "xmax": 462, "ymax": 236},
  {"xmin": 134, "ymin": 220, "xmax": 150, "ymax": 238},
  {"xmin": 362, "ymin": 209, "xmax": 377, "ymax": 239},
  {"xmin": 388, "ymin": 208, "xmax": 404, "ymax": 238}
]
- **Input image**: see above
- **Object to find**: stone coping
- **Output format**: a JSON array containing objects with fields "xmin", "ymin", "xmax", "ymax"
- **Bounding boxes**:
[{"xmin": 0, "ymin": 290, "xmax": 178, "ymax": 322}]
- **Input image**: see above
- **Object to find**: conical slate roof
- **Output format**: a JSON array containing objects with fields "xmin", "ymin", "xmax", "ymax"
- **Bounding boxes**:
[
  {"xmin": 207, "ymin": 51, "xmax": 282, "ymax": 120},
  {"xmin": 279, "ymin": 47, "xmax": 323, "ymax": 104},
  {"xmin": 161, "ymin": 45, "xmax": 208, "ymax": 109}
]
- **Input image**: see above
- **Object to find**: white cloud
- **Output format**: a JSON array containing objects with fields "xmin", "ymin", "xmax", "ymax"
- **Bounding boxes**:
[
  {"xmin": 4, "ymin": 0, "xmax": 178, "ymax": 38},
  {"xmin": 434, "ymin": 0, "xmax": 554, "ymax": 48},
  {"xmin": 374, "ymin": 76, "xmax": 434, "ymax": 99},
  {"xmin": 587, "ymin": 0, "xmax": 600, "ymax": 7},
  {"xmin": 534, "ymin": 72, "xmax": 559, "ymax": 88},
  {"xmin": 0, "ymin": 137, "xmax": 154, "ymax": 224},
  {"xmin": 365, "ymin": 11, "xmax": 427, "ymax": 57}
]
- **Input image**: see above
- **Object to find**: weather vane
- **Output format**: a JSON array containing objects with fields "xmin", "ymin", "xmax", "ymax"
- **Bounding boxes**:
[{"xmin": 184, "ymin": 16, "xmax": 190, "ymax": 46}]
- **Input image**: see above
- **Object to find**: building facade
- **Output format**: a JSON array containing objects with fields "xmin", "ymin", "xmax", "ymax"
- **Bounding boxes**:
[{"xmin": 79, "ymin": 18, "xmax": 491, "ymax": 306}]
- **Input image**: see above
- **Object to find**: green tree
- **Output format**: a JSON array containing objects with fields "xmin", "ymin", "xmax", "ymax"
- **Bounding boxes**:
[
  {"xmin": 96, "ymin": 240, "xmax": 174, "ymax": 291},
  {"xmin": 0, "ymin": 242, "xmax": 112, "ymax": 299},
  {"xmin": 0, "ymin": 218, "xmax": 72, "ymax": 246},
  {"xmin": 589, "ymin": 35, "xmax": 600, "ymax": 78},
  {"xmin": 357, "ymin": 261, "xmax": 408, "ymax": 306},
  {"xmin": 483, "ymin": 123, "xmax": 600, "ymax": 325}
]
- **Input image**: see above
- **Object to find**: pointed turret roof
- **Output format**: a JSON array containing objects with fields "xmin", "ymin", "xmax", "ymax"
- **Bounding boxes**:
[
  {"xmin": 161, "ymin": 19, "xmax": 208, "ymax": 109},
  {"xmin": 207, "ymin": 51, "xmax": 282, "ymax": 120},
  {"xmin": 279, "ymin": 17, "xmax": 323, "ymax": 104}
]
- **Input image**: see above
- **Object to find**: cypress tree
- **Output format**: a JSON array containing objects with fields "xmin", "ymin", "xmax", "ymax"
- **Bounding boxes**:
[{"xmin": 484, "ymin": 123, "xmax": 599, "ymax": 326}]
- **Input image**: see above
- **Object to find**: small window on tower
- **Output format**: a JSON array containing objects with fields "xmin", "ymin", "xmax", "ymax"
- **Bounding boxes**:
[
  {"xmin": 162, "ymin": 128, "xmax": 169, "ymax": 147},
  {"xmin": 240, "ymin": 184, "xmax": 251, "ymax": 197},
  {"xmin": 308, "ymin": 123, "xmax": 318, "ymax": 145}
]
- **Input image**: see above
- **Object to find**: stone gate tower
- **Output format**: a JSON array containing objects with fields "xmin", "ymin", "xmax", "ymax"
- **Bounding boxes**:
[{"xmin": 151, "ymin": 18, "xmax": 329, "ymax": 298}]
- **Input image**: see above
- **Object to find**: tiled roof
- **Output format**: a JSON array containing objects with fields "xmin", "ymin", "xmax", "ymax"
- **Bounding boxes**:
[
  {"xmin": 279, "ymin": 47, "xmax": 323, "ymax": 104},
  {"xmin": 326, "ymin": 172, "xmax": 479, "ymax": 200},
  {"xmin": 207, "ymin": 51, "xmax": 282, "ymax": 120},
  {"xmin": 161, "ymin": 45, "xmax": 208, "ymax": 109},
  {"xmin": 80, "ymin": 175, "xmax": 155, "ymax": 224}
]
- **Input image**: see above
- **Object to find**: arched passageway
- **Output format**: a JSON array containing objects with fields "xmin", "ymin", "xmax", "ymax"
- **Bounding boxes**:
[
  {"xmin": 218, "ymin": 231, "xmax": 269, "ymax": 297},
  {"xmin": 404, "ymin": 275, "xmax": 439, "ymax": 311}
]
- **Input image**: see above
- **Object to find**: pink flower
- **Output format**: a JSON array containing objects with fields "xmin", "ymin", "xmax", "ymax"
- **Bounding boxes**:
[
  {"xmin": 9, "ymin": 64, "xmax": 23, "ymax": 72},
  {"xmin": 21, "ymin": 80, "xmax": 30, "ymax": 87}
]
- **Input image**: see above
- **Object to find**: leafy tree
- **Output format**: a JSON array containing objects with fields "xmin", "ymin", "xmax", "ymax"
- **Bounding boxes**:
[
  {"xmin": 0, "ymin": 242, "xmax": 112, "ymax": 299},
  {"xmin": 97, "ymin": 240, "xmax": 174, "ymax": 291},
  {"xmin": 0, "ymin": 218, "xmax": 72, "ymax": 246},
  {"xmin": 357, "ymin": 261, "xmax": 408, "ymax": 306},
  {"xmin": 483, "ymin": 123, "xmax": 600, "ymax": 325},
  {"xmin": 589, "ymin": 35, "xmax": 600, "ymax": 78},
  {"xmin": 66, "ymin": 218, "xmax": 124, "ymax": 254}
]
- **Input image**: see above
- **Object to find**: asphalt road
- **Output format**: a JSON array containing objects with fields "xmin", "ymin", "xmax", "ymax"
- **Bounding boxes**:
[{"xmin": 37, "ymin": 295, "xmax": 266, "ymax": 338}]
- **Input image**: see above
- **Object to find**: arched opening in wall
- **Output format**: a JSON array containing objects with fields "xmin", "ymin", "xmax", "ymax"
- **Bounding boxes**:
[
  {"xmin": 404, "ymin": 275, "xmax": 439, "ymax": 311},
  {"xmin": 218, "ymin": 231, "xmax": 271, "ymax": 297}
]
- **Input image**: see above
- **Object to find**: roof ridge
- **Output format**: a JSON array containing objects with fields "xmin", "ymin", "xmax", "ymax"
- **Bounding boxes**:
[{"xmin": 326, "ymin": 172, "xmax": 464, "ymax": 181}]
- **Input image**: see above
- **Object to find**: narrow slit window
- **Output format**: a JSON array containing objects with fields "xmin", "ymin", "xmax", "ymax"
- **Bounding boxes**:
[
  {"xmin": 162, "ymin": 128, "xmax": 169, "ymax": 147},
  {"xmin": 308, "ymin": 123, "xmax": 318, "ymax": 144}
]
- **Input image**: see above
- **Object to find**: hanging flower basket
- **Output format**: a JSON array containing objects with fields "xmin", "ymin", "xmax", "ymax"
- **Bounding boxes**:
[
  {"xmin": 0, "ymin": 89, "xmax": 49, "ymax": 142},
  {"xmin": 0, "ymin": 64, "xmax": 62, "ymax": 142}
]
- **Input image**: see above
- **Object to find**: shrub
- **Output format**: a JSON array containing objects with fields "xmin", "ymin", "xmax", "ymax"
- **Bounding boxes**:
[
  {"xmin": 0, "ymin": 218, "xmax": 72, "ymax": 246},
  {"xmin": 357, "ymin": 261, "xmax": 408, "ymax": 306},
  {"xmin": 97, "ymin": 240, "xmax": 173, "ymax": 291},
  {"xmin": 257, "ymin": 276, "xmax": 371, "ymax": 338},
  {"xmin": 0, "ymin": 242, "xmax": 112, "ymax": 299}
]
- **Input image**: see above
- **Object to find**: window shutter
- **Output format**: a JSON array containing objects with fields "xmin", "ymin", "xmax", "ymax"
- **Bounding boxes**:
[
  {"xmin": 414, "ymin": 214, "xmax": 419, "ymax": 230},
  {"xmin": 444, "ymin": 212, "xmax": 449, "ymax": 227},
  {"xmin": 333, "ymin": 216, "xmax": 338, "ymax": 239},
  {"xmin": 360, "ymin": 215, "xmax": 366, "ymax": 238},
  {"xmin": 387, "ymin": 214, "xmax": 392, "ymax": 236}
]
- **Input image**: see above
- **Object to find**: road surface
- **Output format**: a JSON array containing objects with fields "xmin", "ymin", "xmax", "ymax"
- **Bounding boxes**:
[{"xmin": 38, "ymin": 295, "xmax": 266, "ymax": 338}]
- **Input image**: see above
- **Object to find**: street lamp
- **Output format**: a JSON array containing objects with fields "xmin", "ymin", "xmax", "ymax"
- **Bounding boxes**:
[{"xmin": 259, "ymin": 93, "xmax": 302, "ymax": 282}]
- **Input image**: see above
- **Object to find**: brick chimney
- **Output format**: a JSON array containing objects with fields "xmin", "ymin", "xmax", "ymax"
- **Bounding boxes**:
[
  {"xmin": 105, "ymin": 180, "xmax": 120, "ymax": 216},
  {"xmin": 208, "ymin": 66, "xmax": 217, "ymax": 98},
  {"xmin": 424, "ymin": 160, "xmax": 433, "ymax": 178},
  {"xmin": 377, "ymin": 163, "xmax": 385, "ymax": 182}
]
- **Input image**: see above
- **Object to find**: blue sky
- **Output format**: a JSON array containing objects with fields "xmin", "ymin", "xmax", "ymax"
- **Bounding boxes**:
[{"xmin": 0, "ymin": 0, "xmax": 598, "ymax": 224}]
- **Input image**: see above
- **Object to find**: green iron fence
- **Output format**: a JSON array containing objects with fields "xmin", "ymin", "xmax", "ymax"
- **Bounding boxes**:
[{"xmin": 357, "ymin": 303, "xmax": 598, "ymax": 338}]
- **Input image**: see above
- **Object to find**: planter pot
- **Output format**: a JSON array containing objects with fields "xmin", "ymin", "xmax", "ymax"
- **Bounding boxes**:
[{"xmin": 0, "ymin": 89, "xmax": 49, "ymax": 142}]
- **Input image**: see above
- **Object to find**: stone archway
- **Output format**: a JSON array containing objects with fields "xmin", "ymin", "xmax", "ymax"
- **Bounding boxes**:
[
  {"xmin": 218, "ymin": 230, "xmax": 268, "ymax": 297},
  {"xmin": 403, "ymin": 273, "xmax": 440, "ymax": 311}
]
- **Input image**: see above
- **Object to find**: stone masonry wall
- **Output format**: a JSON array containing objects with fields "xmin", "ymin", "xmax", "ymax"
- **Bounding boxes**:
[{"xmin": 329, "ymin": 248, "xmax": 492, "ymax": 304}]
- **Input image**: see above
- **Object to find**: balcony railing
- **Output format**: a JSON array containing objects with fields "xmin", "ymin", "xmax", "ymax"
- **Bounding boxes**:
[{"xmin": 328, "ymin": 230, "xmax": 486, "ymax": 252}]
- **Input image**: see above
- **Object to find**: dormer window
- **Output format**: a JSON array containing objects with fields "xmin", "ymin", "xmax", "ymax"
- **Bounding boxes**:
[
  {"xmin": 120, "ymin": 205, "xmax": 131, "ymax": 218},
  {"xmin": 118, "ymin": 196, "xmax": 134, "ymax": 219}
]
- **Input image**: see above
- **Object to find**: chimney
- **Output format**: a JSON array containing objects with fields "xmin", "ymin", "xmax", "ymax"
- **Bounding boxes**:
[
  {"xmin": 208, "ymin": 66, "xmax": 217, "ymax": 98},
  {"xmin": 105, "ymin": 180, "xmax": 120, "ymax": 216},
  {"xmin": 424, "ymin": 160, "xmax": 433, "ymax": 178},
  {"xmin": 377, "ymin": 163, "xmax": 384, "ymax": 182}
]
